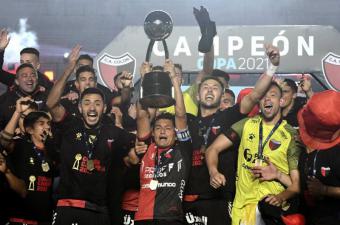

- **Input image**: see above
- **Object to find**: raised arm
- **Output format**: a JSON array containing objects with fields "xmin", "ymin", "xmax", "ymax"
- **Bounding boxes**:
[
  {"xmin": 240, "ymin": 44, "xmax": 280, "ymax": 114},
  {"xmin": 299, "ymin": 74, "xmax": 313, "ymax": 99},
  {"xmin": 194, "ymin": 6, "xmax": 215, "ymax": 84},
  {"xmin": 46, "ymin": 45, "xmax": 81, "ymax": 122},
  {"xmin": 205, "ymin": 134, "xmax": 234, "ymax": 189},
  {"xmin": 164, "ymin": 59, "xmax": 187, "ymax": 130},
  {"xmin": 0, "ymin": 96, "xmax": 33, "ymax": 151},
  {"xmin": 0, "ymin": 28, "xmax": 16, "ymax": 86},
  {"xmin": 136, "ymin": 101, "xmax": 151, "ymax": 139},
  {"xmin": 196, "ymin": 46, "xmax": 214, "ymax": 84},
  {"xmin": 119, "ymin": 71, "xmax": 133, "ymax": 105}
]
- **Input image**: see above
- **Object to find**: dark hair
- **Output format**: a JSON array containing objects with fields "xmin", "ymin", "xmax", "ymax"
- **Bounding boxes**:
[
  {"xmin": 269, "ymin": 81, "xmax": 283, "ymax": 96},
  {"xmin": 80, "ymin": 87, "xmax": 105, "ymax": 103},
  {"xmin": 77, "ymin": 54, "xmax": 93, "ymax": 65},
  {"xmin": 174, "ymin": 63, "xmax": 182, "ymax": 71},
  {"xmin": 212, "ymin": 69, "xmax": 230, "ymax": 83},
  {"xmin": 23, "ymin": 111, "xmax": 50, "ymax": 130},
  {"xmin": 198, "ymin": 76, "xmax": 224, "ymax": 92},
  {"xmin": 75, "ymin": 65, "xmax": 96, "ymax": 81},
  {"xmin": 153, "ymin": 112, "xmax": 175, "ymax": 128},
  {"xmin": 20, "ymin": 48, "xmax": 40, "ymax": 59},
  {"xmin": 16, "ymin": 63, "xmax": 37, "ymax": 78},
  {"xmin": 283, "ymin": 78, "xmax": 298, "ymax": 93},
  {"xmin": 224, "ymin": 88, "xmax": 235, "ymax": 99}
]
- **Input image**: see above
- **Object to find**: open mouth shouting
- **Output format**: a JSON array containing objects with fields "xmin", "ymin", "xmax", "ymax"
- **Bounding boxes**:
[
  {"xmin": 263, "ymin": 102, "xmax": 273, "ymax": 114},
  {"xmin": 86, "ymin": 111, "xmax": 99, "ymax": 123},
  {"xmin": 205, "ymin": 93, "xmax": 215, "ymax": 102}
]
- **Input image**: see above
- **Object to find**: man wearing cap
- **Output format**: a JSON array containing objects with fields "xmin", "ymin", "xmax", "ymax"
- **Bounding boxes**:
[
  {"xmin": 206, "ymin": 81, "xmax": 301, "ymax": 225},
  {"xmin": 297, "ymin": 90, "xmax": 340, "ymax": 225}
]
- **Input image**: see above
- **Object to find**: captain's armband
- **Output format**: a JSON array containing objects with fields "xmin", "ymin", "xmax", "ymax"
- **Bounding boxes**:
[{"xmin": 175, "ymin": 128, "xmax": 191, "ymax": 142}]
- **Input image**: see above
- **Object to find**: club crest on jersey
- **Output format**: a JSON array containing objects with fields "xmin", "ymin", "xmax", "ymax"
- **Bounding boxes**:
[
  {"xmin": 211, "ymin": 126, "xmax": 220, "ymax": 135},
  {"xmin": 321, "ymin": 166, "xmax": 331, "ymax": 177},
  {"xmin": 322, "ymin": 52, "xmax": 340, "ymax": 91},
  {"xmin": 269, "ymin": 139, "xmax": 281, "ymax": 150},
  {"xmin": 97, "ymin": 52, "xmax": 136, "ymax": 90}
]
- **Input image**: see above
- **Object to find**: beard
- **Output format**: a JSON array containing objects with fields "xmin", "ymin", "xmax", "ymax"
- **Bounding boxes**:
[{"xmin": 200, "ymin": 100, "xmax": 221, "ymax": 109}]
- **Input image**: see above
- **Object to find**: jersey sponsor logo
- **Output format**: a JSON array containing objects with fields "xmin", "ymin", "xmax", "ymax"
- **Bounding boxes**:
[
  {"xmin": 248, "ymin": 133, "xmax": 256, "ymax": 142},
  {"xmin": 123, "ymin": 214, "xmax": 134, "ymax": 225},
  {"xmin": 97, "ymin": 52, "xmax": 136, "ymax": 90},
  {"xmin": 178, "ymin": 179, "xmax": 185, "ymax": 200},
  {"xmin": 322, "ymin": 52, "xmax": 340, "ymax": 91},
  {"xmin": 144, "ymin": 166, "xmax": 155, "ymax": 179},
  {"xmin": 177, "ymin": 159, "xmax": 182, "ymax": 172},
  {"xmin": 157, "ymin": 182, "xmax": 176, "ymax": 188},
  {"xmin": 269, "ymin": 139, "xmax": 281, "ymax": 151},
  {"xmin": 141, "ymin": 182, "xmax": 176, "ymax": 189},
  {"xmin": 185, "ymin": 212, "xmax": 208, "ymax": 225},
  {"xmin": 321, "ymin": 166, "xmax": 331, "ymax": 177},
  {"xmin": 192, "ymin": 149, "xmax": 203, "ymax": 166}
]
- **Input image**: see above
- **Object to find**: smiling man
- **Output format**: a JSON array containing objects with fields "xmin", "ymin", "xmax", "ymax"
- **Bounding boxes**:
[
  {"xmin": 0, "ymin": 63, "xmax": 48, "ymax": 129},
  {"xmin": 205, "ymin": 82, "xmax": 301, "ymax": 225},
  {"xmin": 183, "ymin": 44, "xmax": 281, "ymax": 225},
  {"xmin": 46, "ymin": 45, "xmax": 135, "ymax": 225}
]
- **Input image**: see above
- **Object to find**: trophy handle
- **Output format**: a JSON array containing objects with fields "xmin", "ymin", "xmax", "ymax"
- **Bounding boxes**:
[
  {"xmin": 145, "ymin": 40, "xmax": 155, "ymax": 62},
  {"xmin": 145, "ymin": 40, "xmax": 170, "ymax": 62},
  {"xmin": 162, "ymin": 40, "xmax": 169, "ymax": 59}
]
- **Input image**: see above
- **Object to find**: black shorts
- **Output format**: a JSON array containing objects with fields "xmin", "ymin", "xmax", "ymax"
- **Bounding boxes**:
[
  {"xmin": 183, "ymin": 199, "xmax": 232, "ymax": 225},
  {"xmin": 52, "ymin": 207, "xmax": 110, "ymax": 225}
]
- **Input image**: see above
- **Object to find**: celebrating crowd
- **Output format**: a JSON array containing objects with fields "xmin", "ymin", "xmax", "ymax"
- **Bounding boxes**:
[{"xmin": 0, "ymin": 6, "xmax": 339, "ymax": 225}]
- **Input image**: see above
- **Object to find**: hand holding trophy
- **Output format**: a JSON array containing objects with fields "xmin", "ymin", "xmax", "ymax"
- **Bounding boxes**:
[{"xmin": 140, "ymin": 10, "xmax": 175, "ymax": 108}]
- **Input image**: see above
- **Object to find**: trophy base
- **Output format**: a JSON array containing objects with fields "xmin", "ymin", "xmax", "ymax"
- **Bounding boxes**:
[{"xmin": 140, "ymin": 95, "xmax": 175, "ymax": 108}]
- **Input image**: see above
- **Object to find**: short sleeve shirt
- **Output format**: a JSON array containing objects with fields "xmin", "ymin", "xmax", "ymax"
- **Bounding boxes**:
[
  {"xmin": 135, "ymin": 129, "xmax": 192, "ymax": 221},
  {"xmin": 56, "ymin": 113, "xmax": 135, "ymax": 206},
  {"xmin": 223, "ymin": 116, "xmax": 300, "ymax": 208}
]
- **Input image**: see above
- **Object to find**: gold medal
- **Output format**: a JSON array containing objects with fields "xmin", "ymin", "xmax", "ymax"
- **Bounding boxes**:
[
  {"xmin": 149, "ymin": 180, "xmax": 158, "ymax": 190},
  {"xmin": 87, "ymin": 159, "xmax": 95, "ymax": 171},
  {"xmin": 28, "ymin": 175, "xmax": 36, "ymax": 191},
  {"xmin": 41, "ymin": 162, "xmax": 50, "ymax": 172},
  {"xmin": 255, "ymin": 158, "xmax": 263, "ymax": 167},
  {"xmin": 72, "ymin": 154, "xmax": 82, "ymax": 170}
]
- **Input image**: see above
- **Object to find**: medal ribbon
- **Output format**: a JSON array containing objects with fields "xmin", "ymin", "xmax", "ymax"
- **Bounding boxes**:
[
  {"xmin": 82, "ymin": 127, "xmax": 101, "ymax": 160},
  {"xmin": 33, "ymin": 145, "xmax": 47, "ymax": 163},
  {"xmin": 258, "ymin": 119, "xmax": 282, "ymax": 160}
]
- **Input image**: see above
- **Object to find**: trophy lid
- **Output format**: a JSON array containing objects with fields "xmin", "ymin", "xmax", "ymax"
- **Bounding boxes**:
[{"xmin": 144, "ymin": 10, "xmax": 173, "ymax": 41}]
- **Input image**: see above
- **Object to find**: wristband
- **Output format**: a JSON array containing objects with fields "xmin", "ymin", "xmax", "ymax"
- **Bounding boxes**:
[{"xmin": 266, "ymin": 64, "xmax": 278, "ymax": 77}]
